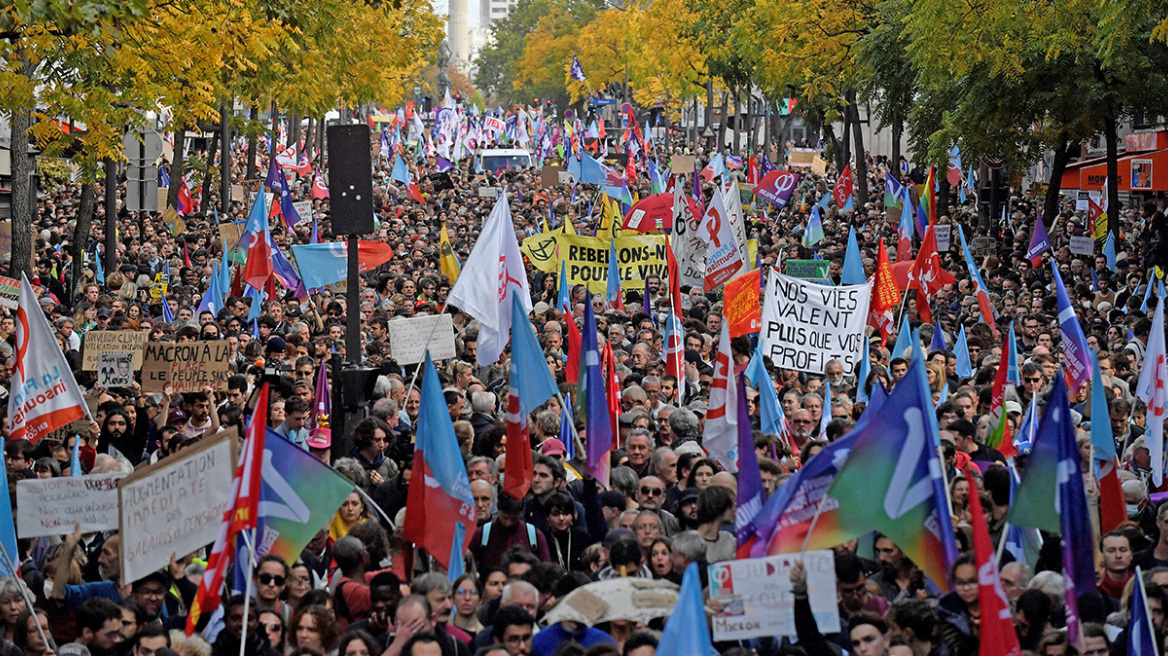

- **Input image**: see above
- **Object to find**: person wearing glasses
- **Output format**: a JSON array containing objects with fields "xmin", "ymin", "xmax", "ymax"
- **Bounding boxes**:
[
  {"xmin": 253, "ymin": 555, "xmax": 291, "ymax": 622},
  {"xmin": 633, "ymin": 476, "xmax": 680, "ymax": 535}
]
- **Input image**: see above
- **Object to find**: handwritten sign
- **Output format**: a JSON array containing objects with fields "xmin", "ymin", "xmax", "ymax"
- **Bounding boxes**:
[
  {"xmin": 97, "ymin": 353, "xmax": 134, "ymax": 387},
  {"xmin": 162, "ymin": 207, "xmax": 186, "ymax": 237},
  {"xmin": 1070, "ymin": 235, "xmax": 1095, "ymax": 256},
  {"xmin": 709, "ymin": 550, "xmax": 839, "ymax": 640},
  {"xmin": 0, "ymin": 276, "xmax": 22, "ymax": 309},
  {"xmin": 16, "ymin": 473, "xmax": 125, "ymax": 538},
  {"xmin": 83, "ymin": 331, "xmax": 148, "ymax": 371},
  {"xmin": 118, "ymin": 430, "xmax": 237, "ymax": 584},
  {"xmin": 141, "ymin": 341, "xmax": 231, "ymax": 393},
  {"xmin": 761, "ymin": 274, "xmax": 872, "ymax": 374},
  {"xmin": 218, "ymin": 222, "xmax": 246, "ymax": 249},
  {"xmin": 292, "ymin": 200, "xmax": 312, "ymax": 220},
  {"xmin": 388, "ymin": 314, "xmax": 456, "ymax": 365},
  {"xmin": 934, "ymin": 224, "xmax": 952, "ymax": 252}
]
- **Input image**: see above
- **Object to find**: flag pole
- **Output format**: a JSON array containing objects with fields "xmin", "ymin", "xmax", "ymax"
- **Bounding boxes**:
[
  {"xmin": 0, "ymin": 543, "xmax": 50, "ymax": 650},
  {"xmin": 404, "ymin": 302, "xmax": 450, "ymax": 402},
  {"xmin": 238, "ymin": 527, "xmax": 257, "ymax": 656},
  {"xmin": 799, "ymin": 494, "xmax": 829, "ymax": 557}
]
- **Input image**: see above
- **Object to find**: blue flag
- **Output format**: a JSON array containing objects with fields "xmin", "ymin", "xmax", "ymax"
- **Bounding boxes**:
[
  {"xmin": 657, "ymin": 564, "xmax": 715, "ymax": 656},
  {"xmin": 1129, "ymin": 568, "xmax": 1157, "ymax": 656},
  {"xmin": 856, "ymin": 337, "xmax": 872, "ymax": 403},
  {"xmin": 94, "ymin": 248, "xmax": 105, "ymax": 284},
  {"xmin": 606, "ymin": 237, "xmax": 621, "ymax": 305},
  {"xmin": 581, "ymin": 292, "xmax": 613, "ymax": 473},
  {"xmin": 892, "ymin": 314, "xmax": 912, "ymax": 360},
  {"xmin": 1090, "ymin": 349, "xmax": 1116, "ymax": 462},
  {"xmin": 929, "ymin": 320, "xmax": 945, "ymax": 352},
  {"xmin": 70, "ymin": 437, "xmax": 82, "ymax": 476},
  {"xmin": 1052, "ymin": 262, "xmax": 1093, "ymax": 396},
  {"xmin": 557, "ymin": 260, "xmax": 571, "ymax": 313},
  {"xmin": 1104, "ymin": 232, "xmax": 1117, "ymax": 273},
  {"xmin": 560, "ymin": 394, "xmax": 577, "ymax": 460},
  {"xmin": 802, "ymin": 204, "xmax": 824, "ymax": 248},
  {"xmin": 1006, "ymin": 375, "xmax": 1094, "ymax": 645},
  {"xmin": 745, "ymin": 350, "xmax": 786, "ymax": 438},
  {"xmin": 511, "ymin": 293, "xmax": 559, "ymax": 413},
  {"xmin": 841, "ymin": 227, "xmax": 865, "ymax": 285},
  {"xmin": 954, "ymin": 325, "xmax": 972, "ymax": 379},
  {"xmin": 391, "ymin": 155, "xmax": 410, "ymax": 185},
  {"xmin": 0, "ymin": 464, "xmax": 17, "ymax": 576},
  {"xmin": 1006, "ymin": 322, "xmax": 1020, "ymax": 386}
]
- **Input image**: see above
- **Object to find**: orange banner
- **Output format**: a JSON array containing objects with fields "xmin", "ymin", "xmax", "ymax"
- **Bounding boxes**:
[{"xmin": 724, "ymin": 269, "xmax": 762, "ymax": 338}]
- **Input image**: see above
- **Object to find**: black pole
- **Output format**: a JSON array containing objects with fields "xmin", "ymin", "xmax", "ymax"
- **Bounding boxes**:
[
  {"xmin": 104, "ymin": 158, "xmax": 117, "ymax": 275},
  {"xmin": 345, "ymin": 234, "xmax": 361, "ymax": 359},
  {"xmin": 330, "ymin": 351, "xmax": 345, "ymax": 461}
]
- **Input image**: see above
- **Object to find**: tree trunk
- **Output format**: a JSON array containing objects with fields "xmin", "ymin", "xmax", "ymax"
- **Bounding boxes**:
[
  {"xmin": 1044, "ymin": 138, "xmax": 1076, "ymax": 222},
  {"xmin": 220, "ymin": 103, "xmax": 231, "ymax": 216},
  {"xmin": 823, "ymin": 123, "xmax": 841, "ymax": 171},
  {"xmin": 704, "ymin": 80, "xmax": 714, "ymax": 151},
  {"xmin": 849, "ymin": 93, "xmax": 868, "ymax": 210},
  {"xmin": 70, "ymin": 182, "xmax": 97, "ymax": 293},
  {"xmin": 745, "ymin": 89, "xmax": 754, "ymax": 154},
  {"xmin": 10, "ymin": 105, "xmax": 33, "ymax": 278},
  {"xmin": 1104, "ymin": 108, "xmax": 1120, "ymax": 231},
  {"xmin": 840, "ymin": 101, "xmax": 852, "ymax": 173},
  {"xmin": 732, "ymin": 85, "xmax": 741, "ymax": 155},
  {"xmin": 763, "ymin": 95, "xmax": 771, "ymax": 157},
  {"xmin": 891, "ymin": 118, "xmax": 902, "ymax": 175},
  {"xmin": 305, "ymin": 118, "xmax": 316, "ymax": 163},
  {"xmin": 168, "ymin": 126, "xmax": 187, "ymax": 209},
  {"xmin": 289, "ymin": 112, "xmax": 299, "ymax": 151},
  {"xmin": 201, "ymin": 129, "xmax": 220, "ymax": 213},
  {"xmin": 717, "ymin": 91, "xmax": 729, "ymax": 152},
  {"xmin": 246, "ymin": 105, "xmax": 258, "ymax": 180}
]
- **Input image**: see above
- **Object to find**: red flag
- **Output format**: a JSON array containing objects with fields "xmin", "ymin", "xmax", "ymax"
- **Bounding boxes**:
[
  {"xmin": 746, "ymin": 155, "xmax": 759, "ymax": 185},
  {"xmin": 964, "ymin": 469, "xmax": 1022, "ymax": 656},
  {"xmin": 186, "ymin": 384, "xmax": 269, "ymax": 635},
  {"xmin": 504, "ymin": 382, "xmax": 533, "ymax": 499},
  {"xmin": 183, "ymin": 243, "xmax": 192, "ymax": 269},
  {"xmin": 311, "ymin": 173, "xmax": 329, "ymax": 200},
  {"xmin": 603, "ymin": 341, "xmax": 621, "ymax": 446},
  {"xmin": 832, "ymin": 163, "xmax": 853, "ymax": 208},
  {"xmin": 907, "ymin": 225, "xmax": 956, "ymax": 324},
  {"xmin": 987, "ymin": 330, "xmax": 1015, "ymax": 457},
  {"xmin": 1099, "ymin": 458, "xmax": 1127, "ymax": 533},
  {"xmin": 564, "ymin": 313, "xmax": 582, "ymax": 384},
  {"xmin": 723, "ymin": 270, "xmax": 761, "ymax": 338},
  {"xmin": 869, "ymin": 240, "xmax": 900, "ymax": 340},
  {"xmin": 297, "ymin": 150, "xmax": 312, "ymax": 177}
]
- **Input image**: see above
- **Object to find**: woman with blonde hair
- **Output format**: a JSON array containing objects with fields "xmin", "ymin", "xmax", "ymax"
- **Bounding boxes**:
[{"xmin": 925, "ymin": 361, "xmax": 947, "ymax": 394}]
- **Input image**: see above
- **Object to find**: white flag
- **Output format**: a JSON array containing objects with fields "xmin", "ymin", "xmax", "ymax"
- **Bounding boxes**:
[
  {"xmin": 447, "ymin": 191, "xmax": 531, "ymax": 366},
  {"xmin": 702, "ymin": 322, "xmax": 740, "ymax": 473},
  {"xmin": 8, "ymin": 274, "xmax": 90, "ymax": 442},
  {"xmin": 1137, "ymin": 284, "xmax": 1168, "ymax": 486},
  {"xmin": 701, "ymin": 188, "xmax": 746, "ymax": 291}
]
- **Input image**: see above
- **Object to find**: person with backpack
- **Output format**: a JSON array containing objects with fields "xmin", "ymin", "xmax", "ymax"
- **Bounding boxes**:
[
  {"xmin": 469, "ymin": 494, "xmax": 550, "ymax": 571},
  {"xmin": 332, "ymin": 536, "xmax": 373, "ymax": 629}
]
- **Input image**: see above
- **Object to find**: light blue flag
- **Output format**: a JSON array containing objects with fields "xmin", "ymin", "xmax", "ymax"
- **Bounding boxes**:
[
  {"xmin": 843, "ymin": 195, "xmax": 854, "ymax": 211},
  {"xmin": 816, "ymin": 192, "xmax": 832, "ymax": 212},
  {"xmin": 1006, "ymin": 322, "xmax": 1021, "ymax": 386},
  {"xmin": 819, "ymin": 380, "xmax": 832, "ymax": 438},
  {"xmin": 856, "ymin": 337, "xmax": 871, "ymax": 403},
  {"xmin": 606, "ymin": 237, "xmax": 621, "ymax": 304},
  {"xmin": 892, "ymin": 314, "xmax": 912, "ymax": 360},
  {"xmin": 290, "ymin": 243, "xmax": 350, "ymax": 289},
  {"xmin": 657, "ymin": 564, "xmax": 715, "ymax": 656},
  {"xmin": 1104, "ymin": 232, "xmax": 1117, "ymax": 273},
  {"xmin": 560, "ymin": 394, "xmax": 577, "ymax": 460},
  {"xmin": 94, "ymin": 248, "xmax": 105, "ymax": 284},
  {"xmin": 929, "ymin": 320, "xmax": 945, "ymax": 352},
  {"xmin": 1142, "ymin": 278, "xmax": 1155, "ymax": 313},
  {"xmin": 70, "ymin": 437, "xmax": 82, "ymax": 476},
  {"xmin": 745, "ymin": 350, "xmax": 786, "ymax": 438},
  {"xmin": 1090, "ymin": 348, "xmax": 1116, "ymax": 462},
  {"xmin": 557, "ymin": 260, "xmax": 571, "ymax": 313},
  {"xmin": 391, "ymin": 154, "xmax": 410, "ymax": 185},
  {"xmin": 841, "ymin": 227, "xmax": 866, "ymax": 285},
  {"xmin": 510, "ymin": 293, "xmax": 560, "ymax": 412},
  {"xmin": 220, "ymin": 237, "xmax": 231, "ymax": 295},
  {"xmin": 936, "ymin": 385, "xmax": 948, "ymax": 407},
  {"xmin": 0, "ymin": 464, "xmax": 17, "ymax": 576},
  {"xmin": 802, "ymin": 205, "xmax": 824, "ymax": 248},
  {"xmin": 954, "ymin": 325, "xmax": 972, "ymax": 378},
  {"xmin": 1129, "ymin": 568, "xmax": 1157, "ymax": 656},
  {"xmin": 246, "ymin": 284, "xmax": 265, "ymax": 321}
]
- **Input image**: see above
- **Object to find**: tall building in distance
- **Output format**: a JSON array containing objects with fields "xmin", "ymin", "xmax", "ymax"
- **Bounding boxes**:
[
  {"xmin": 447, "ymin": 0, "xmax": 470, "ymax": 73},
  {"xmin": 480, "ymin": 0, "xmax": 517, "ymax": 30}
]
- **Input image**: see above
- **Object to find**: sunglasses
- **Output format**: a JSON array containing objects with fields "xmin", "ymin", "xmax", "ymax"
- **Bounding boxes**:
[
  {"xmin": 258, "ymin": 574, "xmax": 286, "ymax": 586},
  {"xmin": 639, "ymin": 486, "xmax": 663, "ymax": 496},
  {"xmin": 262, "ymin": 622, "xmax": 283, "ymax": 633}
]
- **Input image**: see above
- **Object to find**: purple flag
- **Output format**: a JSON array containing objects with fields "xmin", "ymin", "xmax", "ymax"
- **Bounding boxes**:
[
  {"xmin": 312, "ymin": 360, "xmax": 330, "ymax": 433},
  {"xmin": 734, "ymin": 373, "xmax": 765, "ymax": 551},
  {"xmin": 1027, "ymin": 214, "xmax": 1051, "ymax": 267},
  {"xmin": 1051, "ymin": 263, "xmax": 1092, "ymax": 396}
]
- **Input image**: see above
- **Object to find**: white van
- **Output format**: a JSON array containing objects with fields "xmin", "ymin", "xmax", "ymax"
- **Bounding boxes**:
[{"xmin": 478, "ymin": 148, "xmax": 533, "ymax": 172}]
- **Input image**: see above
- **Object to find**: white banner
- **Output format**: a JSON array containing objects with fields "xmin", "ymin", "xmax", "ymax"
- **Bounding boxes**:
[
  {"xmin": 119, "ymin": 432, "xmax": 237, "ymax": 584},
  {"xmin": 17, "ymin": 474, "xmax": 124, "ymax": 538},
  {"xmin": 934, "ymin": 224, "xmax": 951, "ymax": 252},
  {"xmin": 761, "ymin": 274, "xmax": 871, "ymax": 374},
  {"xmin": 1070, "ymin": 235, "xmax": 1095, "ymax": 256},
  {"xmin": 8, "ymin": 275, "xmax": 90, "ymax": 442},
  {"xmin": 388, "ymin": 314, "xmax": 457, "ymax": 365},
  {"xmin": 709, "ymin": 550, "xmax": 840, "ymax": 640}
]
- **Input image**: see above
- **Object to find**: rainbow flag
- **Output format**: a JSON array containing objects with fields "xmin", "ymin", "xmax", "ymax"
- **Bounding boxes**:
[
  {"xmin": 827, "ymin": 355, "xmax": 959, "ymax": 590},
  {"xmin": 232, "ymin": 428, "xmax": 354, "ymax": 592}
]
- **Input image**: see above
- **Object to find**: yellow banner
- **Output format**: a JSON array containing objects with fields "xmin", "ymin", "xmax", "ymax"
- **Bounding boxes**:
[
  {"xmin": 521, "ymin": 230, "xmax": 561, "ymax": 273},
  {"xmin": 558, "ymin": 234, "xmax": 667, "ymax": 293}
]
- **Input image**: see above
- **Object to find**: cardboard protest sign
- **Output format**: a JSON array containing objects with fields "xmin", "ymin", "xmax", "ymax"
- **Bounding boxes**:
[
  {"xmin": 161, "ymin": 207, "xmax": 186, "ymax": 237},
  {"xmin": 557, "ymin": 234, "xmax": 668, "ymax": 293},
  {"xmin": 218, "ymin": 222, "xmax": 246, "ymax": 249},
  {"xmin": 1070, "ymin": 235, "xmax": 1095, "ymax": 256},
  {"xmin": 933, "ymin": 224, "xmax": 952, "ymax": 252},
  {"xmin": 761, "ymin": 274, "xmax": 871, "ymax": 374},
  {"xmin": 387, "ymin": 314, "xmax": 456, "ymax": 365},
  {"xmin": 0, "ymin": 276, "xmax": 21, "ymax": 309},
  {"xmin": 670, "ymin": 155, "xmax": 696, "ymax": 175},
  {"xmin": 811, "ymin": 156, "xmax": 828, "ymax": 176},
  {"xmin": 83, "ymin": 331, "xmax": 148, "ymax": 371},
  {"xmin": 141, "ymin": 341, "xmax": 231, "ymax": 393},
  {"xmin": 97, "ymin": 353, "xmax": 135, "ymax": 387},
  {"xmin": 118, "ymin": 429, "xmax": 238, "ymax": 584},
  {"xmin": 17, "ymin": 473, "xmax": 125, "ymax": 538},
  {"xmin": 709, "ymin": 551, "xmax": 839, "ymax": 640},
  {"xmin": 540, "ymin": 166, "xmax": 565, "ymax": 189},
  {"xmin": 789, "ymin": 149, "xmax": 816, "ymax": 169}
]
